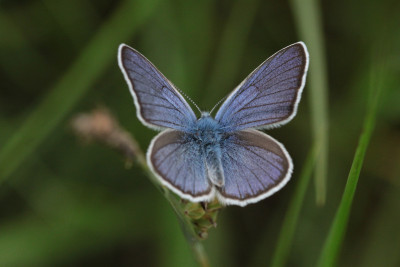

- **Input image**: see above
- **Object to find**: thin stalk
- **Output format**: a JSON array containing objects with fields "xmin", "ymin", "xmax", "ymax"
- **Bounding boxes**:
[
  {"xmin": 270, "ymin": 144, "xmax": 318, "ymax": 267},
  {"xmin": 317, "ymin": 62, "xmax": 384, "ymax": 266},
  {"xmin": 142, "ymin": 162, "xmax": 210, "ymax": 267},
  {"xmin": 290, "ymin": 0, "xmax": 329, "ymax": 205},
  {"xmin": 70, "ymin": 109, "xmax": 210, "ymax": 267}
]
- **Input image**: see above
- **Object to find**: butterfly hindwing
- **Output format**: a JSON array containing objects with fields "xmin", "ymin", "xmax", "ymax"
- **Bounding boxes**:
[
  {"xmin": 148, "ymin": 130, "xmax": 214, "ymax": 202},
  {"xmin": 118, "ymin": 44, "xmax": 197, "ymax": 131},
  {"xmin": 215, "ymin": 42, "xmax": 309, "ymax": 131},
  {"xmin": 217, "ymin": 129, "xmax": 292, "ymax": 206}
]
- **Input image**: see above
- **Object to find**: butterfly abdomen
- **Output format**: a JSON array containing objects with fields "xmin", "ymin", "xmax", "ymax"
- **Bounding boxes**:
[
  {"xmin": 187, "ymin": 113, "xmax": 226, "ymax": 187},
  {"xmin": 205, "ymin": 147, "xmax": 224, "ymax": 187}
]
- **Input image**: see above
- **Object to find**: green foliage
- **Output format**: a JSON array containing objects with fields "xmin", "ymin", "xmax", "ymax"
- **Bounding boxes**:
[
  {"xmin": 317, "ymin": 50, "xmax": 386, "ymax": 267},
  {"xmin": 0, "ymin": 0, "xmax": 161, "ymax": 180}
]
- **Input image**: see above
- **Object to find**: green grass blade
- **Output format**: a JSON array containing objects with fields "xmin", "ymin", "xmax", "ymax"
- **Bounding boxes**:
[
  {"xmin": 0, "ymin": 0, "xmax": 161, "ymax": 181},
  {"xmin": 290, "ymin": 0, "xmax": 329, "ymax": 205},
  {"xmin": 317, "ymin": 65, "xmax": 384, "ymax": 267},
  {"xmin": 270, "ymin": 144, "xmax": 318, "ymax": 267}
]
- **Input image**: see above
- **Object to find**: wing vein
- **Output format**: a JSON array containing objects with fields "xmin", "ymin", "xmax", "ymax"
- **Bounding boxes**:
[
  {"xmin": 125, "ymin": 62, "xmax": 191, "ymax": 118},
  {"xmin": 228, "ymin": 154, "xmax": 267, "ymax": 189},
  {"xmin": 252, "ymin": 54, "xmax": 302, "ymax": 86},
  {"xmin": 253, "ymin": 63, "xmax": 302, "ymax": 89},
  {"xmin": 226, "ymin": 153, "xmax": 258, "ymax": 195},
  {"xmin": 250, "ymin": 46, "xmax": 291, "ymax": 86},
  {"xmin": 236, "ymin": 99, "xmax": 294, "ymax": 113},
  {"xmin": 141, "ymin": 102, "xmax": 186, "ymax": 116},
  {"xmin": 149, "ymin": 120, "xmax": 183, "ymax": 128},
  {"xmin": 240, "ymin": 145, "xmax": 282, "ymax": 175},
  {"xmin": 154, "ymin": 145, "xmax": 182, "ymax": 168}
]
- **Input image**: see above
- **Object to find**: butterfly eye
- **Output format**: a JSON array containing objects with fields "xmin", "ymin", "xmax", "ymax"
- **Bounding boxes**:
[{"xmin": 193, "ymin": 131, "xmax": 202, "ymax": 142}]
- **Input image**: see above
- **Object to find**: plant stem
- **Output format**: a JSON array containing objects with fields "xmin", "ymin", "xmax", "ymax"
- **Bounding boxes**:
[
  {"xmin": 317, "ymin": 60, "xmax": 384, "ymax": 267},
  {"xmin": 290, "ymin": 0, "xmax": 329, "ymax": 205},
  {"xmin": 270, "ymin": 144, "xmax": 318, "ymax": 267},
  {"xmin": 71, "ymin": 108, "xmax": 211, "ymax": 267}
]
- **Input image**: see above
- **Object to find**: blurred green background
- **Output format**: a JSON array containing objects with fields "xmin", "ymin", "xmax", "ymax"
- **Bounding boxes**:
[{"xmin": 0, "ymin": 0, "xmax": 399, "ymax": 266}]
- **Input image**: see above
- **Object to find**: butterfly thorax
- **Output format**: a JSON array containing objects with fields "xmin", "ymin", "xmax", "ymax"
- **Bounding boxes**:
[
  {"xmin": 188, "ymin": 112, "xmax": 225, "ymax": 187},
  {"xmin": 192, "ymin": 113, "xmax": 223, "ymax": 144}
]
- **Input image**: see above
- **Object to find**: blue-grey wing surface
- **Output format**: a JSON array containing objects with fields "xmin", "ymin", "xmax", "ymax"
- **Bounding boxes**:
[
  {"xmin": 217, "ymin": 129, "xmax": 292, "ymax": 206},
  {"xmin": 215, "ymin": 42, "xmax": 309, "ymax": 131},
  {"xmin": 148, "ymin": 130, "xmax": 214, "ymax": 202},
  {"xmin": 119, "ymin": 44, "xmax": 197, "ymax": 131}
]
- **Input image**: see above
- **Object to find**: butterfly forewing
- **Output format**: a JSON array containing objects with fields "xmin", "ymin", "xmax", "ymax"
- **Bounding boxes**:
[
  {"xmin": 217, "ymin": 129, "xmax": 292, "ymax": 206},
  {"xmin": 148, "ymin": 130, "xmax": 214, "ymax": 202},
  {"xmin": 215, "ymin": 42, "xmax": 309, "ymax": 131},
  {"xmin": 118, "ymin": 44, "xmax": 197, "ymax": 131}
]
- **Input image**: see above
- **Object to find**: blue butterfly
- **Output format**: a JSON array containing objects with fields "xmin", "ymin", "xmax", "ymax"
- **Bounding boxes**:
[{"xmin": 118, "ymin": 42, "xmax": 309, "ymax": 207}]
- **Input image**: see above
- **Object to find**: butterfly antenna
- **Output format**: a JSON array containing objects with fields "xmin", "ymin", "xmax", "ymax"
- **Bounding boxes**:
[
  {"xmin": 175, "ymin": 86, "xmax": 202, "ymax": 114},
  {"xmin": 210, "ymin": 95, "xmax": 228, "ymax": 115}
]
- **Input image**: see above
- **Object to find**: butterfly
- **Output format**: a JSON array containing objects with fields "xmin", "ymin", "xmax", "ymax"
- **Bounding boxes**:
[{"xmin": 118, "ymin": 42, "xmax": 309, "ymax": 207}]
